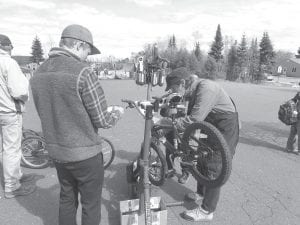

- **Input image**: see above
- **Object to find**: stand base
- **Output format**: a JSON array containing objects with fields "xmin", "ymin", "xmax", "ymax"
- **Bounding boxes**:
[{"xmin": 120, "ymin": 196, "xmax": 167, "ymax": 225}]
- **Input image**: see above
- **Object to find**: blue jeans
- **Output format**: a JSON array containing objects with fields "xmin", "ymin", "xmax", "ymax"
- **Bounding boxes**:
[{"xmin": 54, "ymin": 153, "xmax": 104, "ymax": 225}]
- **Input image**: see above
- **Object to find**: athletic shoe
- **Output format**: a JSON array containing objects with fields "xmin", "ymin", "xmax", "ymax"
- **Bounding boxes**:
[
  {"xmin": 5, "ymin": 184, "xmax": 36, "ymax": 199},
  {"xmin": 286, "ymin": 148, "xmax": 299, "ymax": 154},
  {"xmin": 182, "ymin": 206, "xmax": 213, "ymax": 222},
  {"xmin": 292, "ymin": 149, "xmax": 299, "ymax": 155},
  {"xmin": 185, "ymin": 192, "xmax": 204, "ymax": 202}
]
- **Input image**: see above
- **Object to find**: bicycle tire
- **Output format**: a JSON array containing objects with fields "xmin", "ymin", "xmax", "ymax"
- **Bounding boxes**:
[
  {"xmin": 21, "ymin": 136, "xmax": 49, "ymax": 169},
  {"xmin": 182, "ymin": 121, "xmax": 232, "ymax": 188},
  {"xmin": 148, "ymin": 141, "xmax": 167, "ymax": 186},
  {"xmin": 101, "ymin": 137, "xmax": 115, "ymax": 169}
]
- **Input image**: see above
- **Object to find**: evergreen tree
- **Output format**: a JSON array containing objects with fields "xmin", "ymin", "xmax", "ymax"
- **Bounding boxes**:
[
  {"xmin": 31, "ymin": 36, "xmax": 44, "ymax": 64},
  {"xmin": 237, "ymin": 34, "xmax": 248, "ymax": 81},
  {"xmin": 194, "ymin": 42, "xmax": 202, "ymax": 62},
  {"xmin": 208, "ymin": 24, "xmax": 224, "ymax": 62},
  {"xmin": 203, "ymin": 56, "xmax": 217, "ymax": 80},
  {"xmin": 168, "ymin": 38, "xmax": 173, "ymax": 49},
  {"xmin": 226, "ymin": 41, "xmax": 239, "ymax": 81},
  {"xmin": 174, "ymin": 48, "xmax": 190, "ymax": 69},
  {"xmin": 249, "ymin": 38, "xmax": 260, "ymax": 82},
  {"xmin": 172, "ymin": 34, "xmax": 176, "ymax": 49},
  {"xmin": 259, "ymin": 32, "xmax": 275, "ymax": 76},
  {"xmin": 168, "ymin": 34, "xmax": 177, "ymax": 49},
  {"xmin": 189, "ymin": 53, "xmax": 201, "ymax": 74}
]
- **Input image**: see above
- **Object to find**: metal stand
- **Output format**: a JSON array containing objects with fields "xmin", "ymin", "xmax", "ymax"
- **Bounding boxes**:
[
  {"xmin": 122, "ymin": 44, "xmax": 183, "ymax": 225},
  {"xmin": 138, "ymin": 97, "xmax": 153, "ymax": 225}
]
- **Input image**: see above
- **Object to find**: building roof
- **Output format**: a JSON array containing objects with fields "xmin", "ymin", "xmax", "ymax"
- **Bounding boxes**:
[
  {"xmin": 290, "ymin": 58, "xmax": 300, "ymax": 65},
  {"xmin": 11, "ymin": 55, "xmax": 32, "ymax": 66}
]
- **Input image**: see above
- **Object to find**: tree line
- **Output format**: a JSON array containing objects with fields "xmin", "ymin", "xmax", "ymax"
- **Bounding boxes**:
[
  {"xmin": 30, "ymin": 26, "xmax": 296, "ymax": 83},
  {"xmin": 141, "ymin": 24, "xmax": 295, "ymax": 83}
]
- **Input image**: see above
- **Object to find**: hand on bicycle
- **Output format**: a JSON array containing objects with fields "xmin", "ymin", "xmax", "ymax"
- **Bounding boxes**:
[{"xmin": 152, "ymin": 117, "xmax": 172, "ymax": 138}]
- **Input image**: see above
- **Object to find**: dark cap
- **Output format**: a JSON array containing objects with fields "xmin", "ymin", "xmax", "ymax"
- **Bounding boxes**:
[
  {"xmin": 0, "ymin": 34, "xmax": 12, "ymax": 46},
  {"xmin": 165, "ymin": 67, "xmax": 190, "ymax": 91},
  {"xmin": 61, "ymin": 24, "xmax": 100, "ymax": 55}
]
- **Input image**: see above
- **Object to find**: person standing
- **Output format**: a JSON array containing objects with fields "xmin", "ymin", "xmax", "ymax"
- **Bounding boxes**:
[
  {"xmin": 286, "ymin": 91, "xmax": 300, "ymax": 154},
  {"xmin": 30, "ymin": 24, "xmax": 123, "ymax": 225},
  {"xmin": 164, "ymin": 67, "xmax": 239, "ymax": 222},
  {"xmin": 0, "ymin": 34, "xmax": 36, "ymax": 198}
]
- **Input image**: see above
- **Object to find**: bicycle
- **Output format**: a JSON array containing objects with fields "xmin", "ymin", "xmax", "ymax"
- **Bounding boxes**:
[
  {"xmin": 122, "ymin": 92, "xmax": 232, "ymax": 189},
  {"xmin": 21, "ymin": 128, "xmax": 115, "ymax": 169}
]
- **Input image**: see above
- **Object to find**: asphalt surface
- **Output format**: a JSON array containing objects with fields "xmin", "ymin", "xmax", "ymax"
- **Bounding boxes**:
[{"xmin": 0, "ymin": 80, "xmax": 299, "ymax": 225}]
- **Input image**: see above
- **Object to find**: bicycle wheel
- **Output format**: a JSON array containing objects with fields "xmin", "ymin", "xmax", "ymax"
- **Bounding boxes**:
[
  {"xmin": 21, "ymin": 136, "xmax": 49, "ymax": 169},
  {"xmin": 182, "ymin": 121, "xmax": 232, "ymax": 188},
  {"xmin": 148, "ymin": 142, "xmax": 167, "ymax": 186},
  {"xmin": 101, "ymin": 137, "xmax": 115, "ymax": 169}
]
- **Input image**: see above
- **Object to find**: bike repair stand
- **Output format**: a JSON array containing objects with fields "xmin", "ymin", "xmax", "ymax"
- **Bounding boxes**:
[{"xmin": 120, "ymin": 45, "xmax": 183, "ymax": 225}]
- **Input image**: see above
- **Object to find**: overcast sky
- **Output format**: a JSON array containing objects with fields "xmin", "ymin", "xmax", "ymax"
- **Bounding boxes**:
[{"xmin": 0, "ymin": 0, "xmax": 298, "ymax": 59}]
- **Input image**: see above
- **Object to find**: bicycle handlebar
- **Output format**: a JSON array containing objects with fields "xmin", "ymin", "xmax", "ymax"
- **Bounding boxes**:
[
  {"xmin": 121, "ymin": 99, "xmax": 136, "ymax": 108},
  {"xmin": 121, "ymin": 99, "xmax": 145, "ymax": 118}
]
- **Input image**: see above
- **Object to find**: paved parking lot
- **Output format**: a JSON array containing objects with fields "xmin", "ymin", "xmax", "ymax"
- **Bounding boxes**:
[{"xmin": 0, "ymin": 80, "xmax": 299, "ymax": 225}]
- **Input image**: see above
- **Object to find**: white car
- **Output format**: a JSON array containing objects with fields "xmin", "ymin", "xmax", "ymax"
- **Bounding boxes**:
[{"xmin": 266, "ymin": 75, "xmax": 274, "ymax": 81}]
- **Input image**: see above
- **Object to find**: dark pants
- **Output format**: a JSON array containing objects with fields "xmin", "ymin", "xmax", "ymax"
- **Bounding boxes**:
[
  {"xmin": 198, "ymin": 112, "xmax": 239, "ymax": 213},
  {"xmin": 165, "ymin": 132, "xmax": 175, "ymax": 170},
  {"xmin": 54, "ymin": 153, "xmax": 104, "ymax": 225}
]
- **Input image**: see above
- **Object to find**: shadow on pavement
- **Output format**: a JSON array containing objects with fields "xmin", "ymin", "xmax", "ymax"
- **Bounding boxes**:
[
  {"xmin": 239, "ymin": 136, "xmax": 286, "ymax": 152},
  {"xmin": 16, "ymin": 175, "xmax": 59, "ymax": 225},
  {"xmin": 239, "ymin": 121, "xmax": 288, "ymax": 153},
  {"xmin": 159, "ymin": 175, "xmax": 199, "ymax": 210}
]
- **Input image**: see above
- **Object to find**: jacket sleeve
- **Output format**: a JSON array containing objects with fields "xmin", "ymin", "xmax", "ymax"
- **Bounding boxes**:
[
  {"xmin": 292, "ymin": 92, "xmax": 300, "ymax": 102},
  {"xmin": 175, "ymin": 81, "xmax": 219, "ymax": 131},
  {"xmin": 78, "ymin": 68, "xmax": 120, "ymax": 129},
  {"xmin": 7, "ymin": 59, "xmax": 29, "ymax": 102}
]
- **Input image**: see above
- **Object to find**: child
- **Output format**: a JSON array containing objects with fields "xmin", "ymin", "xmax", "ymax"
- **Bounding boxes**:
[{"xmin": 286, "ymin": 90, "xmax": 300, "ymax": 154}]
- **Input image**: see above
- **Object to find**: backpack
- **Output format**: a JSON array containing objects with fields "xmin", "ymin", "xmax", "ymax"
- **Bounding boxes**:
[{"xmin": 278, "ymin": 99, "xmax": 298, "ymax": 125}]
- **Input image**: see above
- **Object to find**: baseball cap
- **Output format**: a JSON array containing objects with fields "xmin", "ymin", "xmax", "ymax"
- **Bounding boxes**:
[
  {"xmin": 0, "ymin": 34, "xmax": 12, "ymax": 47},
  {"xmin": 165, "ymin": 67, "xmax": 191, "ymax": 91},
  {"xmin": 61, "ymin": 24, "xmax": 100, "ymax": 55}
]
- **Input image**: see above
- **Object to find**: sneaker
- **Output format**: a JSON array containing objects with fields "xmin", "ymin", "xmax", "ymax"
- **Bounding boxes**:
[
  {"xmin": 292, "ymin": 149, "xmax": 299, "ymax": 155},
  {"xmin": 20, "ymin": 173, "xmax": 36, "ymax": 183},
  {"xmin": 286, "ymin": 148, "xmax": 299, "ymax": 155},
  {"xmin": 165, "ymin": 169, "xmax": 176, "ymax": 178},
  {"xmin": 5, "ymin": 184, "xmax": 36, "ymax": 199},
  {"xmin": 185, "ymin": 192, "xmax": 203, "ymax": 202},
  {"xmin": 182, "ymin": 207, "xmax": 213, "ymax": 222},
  {"xmin": 178, "ymin": 171, "xmax": 190, "ymax": 184}
]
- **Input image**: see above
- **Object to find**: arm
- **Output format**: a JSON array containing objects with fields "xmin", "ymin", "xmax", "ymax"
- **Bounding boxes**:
[
  {"xmin": 7, "ymin": 59, "xmax": 29, "ymax": 102},
  {"xmin": 292, "ymin": 92, "xmax": 300, "ymax": 102},
  {"xmin": 79, "ymin": 69, "xmax": 119, "ymax": 129},
  {"xmin": 175, "ymin": 81, "xmax": 219, "ymax": 131}
]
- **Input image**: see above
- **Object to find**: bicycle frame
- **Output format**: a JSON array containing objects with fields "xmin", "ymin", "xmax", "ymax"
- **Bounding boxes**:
[{"xmin": 151, "ymin": 114, "xmax": 210, "ymax": 172}]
